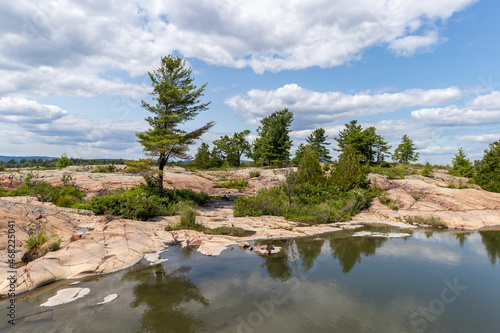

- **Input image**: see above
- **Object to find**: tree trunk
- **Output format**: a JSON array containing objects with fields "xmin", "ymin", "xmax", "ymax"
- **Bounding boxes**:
[{"xmin": 158, "ymin": 154, "xmax": 166, "ymax": 192}]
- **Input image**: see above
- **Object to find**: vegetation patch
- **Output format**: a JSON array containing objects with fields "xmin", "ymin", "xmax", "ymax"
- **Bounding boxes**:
[
  {"xmin": 203, "ymin": 226, "xmax": 256, "ymax": 237},
  {"xmin": 75, "ymin": 179, "xmax": 210, "ymax": 221},
  {"xmin": 214, "ymin": 178, "xmax": 249, "ymax": 189},
  {"xmin": 92, "ymin": 164, "xmax": 117, "ymax": 173},
  {"xmin": 249, "ymin": 171, "xmax": 260, "ymax": 178},
  {"xmin": 405, "ymin": 216, "xmax": 447, "ymax": 228},
  {"xmin": 22, "ymin": 229, "xmax": 61, "ymax": 263},
  {"xmin": 1, "ymin": 174, "xmax": 84, "ymax": 207},
  {"xmin": 234, "ymin": 147, "xmax": 374, "ymax": 223},
  {"xmin": 369, "ymin": 165, "xmax": 412, "ymax": 179}
]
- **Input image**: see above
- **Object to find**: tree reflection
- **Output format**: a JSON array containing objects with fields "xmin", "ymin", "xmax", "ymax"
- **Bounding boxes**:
[
  {"xmin": 258, "ymin": 241, "xmax": 292, "ymax": 281},
  {"xmin": 122, "ymin": 265, "xmax": 208, "ymax": 333},
  {"xmin": 479, "ymin": 231, "xmax": 500, "ymax": 265},
  {"xmin": 295, "ymin": 238, "xmax": 324, "ymax": 272},
  {"xmin": 330, "ymin": 237, "xmax": 386, "ymax": 274},
  {"xmin": 454, "ymin": 232, "xmax": 472, "ymax": 247}
]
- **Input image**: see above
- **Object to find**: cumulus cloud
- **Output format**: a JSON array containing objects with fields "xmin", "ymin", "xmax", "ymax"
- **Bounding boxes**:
[
  {"xmin": 456, "ymin": 133, "xmax": 500, "ymax": 143},
  {"xmin": 225, "ymin": 84, "xmax": 463, "ymax": 128},
  {"xmin": 0, "ymin": 0, "xmax": 477, "ymax": 99},
  {"xmin": 412, "ymin": 91, "xmax": 500, "ymax": 125},
  {"xmin": 0, "ymin": 97, "xmax": 147, "ymax": 158}
]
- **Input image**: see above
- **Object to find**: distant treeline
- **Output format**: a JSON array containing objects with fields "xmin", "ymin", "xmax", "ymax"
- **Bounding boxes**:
[{"xmin": 0, "ymin": 157, "xmax": 125, "ymax": 170}]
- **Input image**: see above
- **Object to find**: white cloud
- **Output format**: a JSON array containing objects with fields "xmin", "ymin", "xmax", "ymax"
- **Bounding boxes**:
[
  {"xmin": 456, "ymin": 133, "xmax": 500, "ymax": 143},
  {"xmin": 412, "ymin": 91, "xmax": 500, "ymax": 125},
  {"xmin": 388, "ymin": 31, "xmax": 443, "ymax": 56},
  {"xmin": 225, "ymin": 84, "xmax": 462, "ymax": 128},
  {"xmin": 0, "ymin": 97, "xmax": 147, "ymax": 158},
  {"xmin": 0, "ymin": 0, "xmax": 477, "ymax": 101}
]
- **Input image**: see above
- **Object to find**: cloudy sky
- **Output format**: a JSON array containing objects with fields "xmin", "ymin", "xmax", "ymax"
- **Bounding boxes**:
[{"xmin": 1, "ymin": 0, "xmax": 499, "ymax": 164}]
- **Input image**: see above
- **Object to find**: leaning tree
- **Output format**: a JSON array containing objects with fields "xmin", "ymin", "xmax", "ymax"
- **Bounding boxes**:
[{"xmin": 136, "ymin": 55, "xmax": 214, "ymax": 191}]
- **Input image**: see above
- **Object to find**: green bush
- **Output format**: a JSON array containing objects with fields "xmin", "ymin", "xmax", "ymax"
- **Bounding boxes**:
[
  {"xmin": 75, "ymin": 183, "xmax": 210, "ymax": 221},
  {"xmin": 421, "ymin": 162, "xmax": 433, "ymax": 178},
  {"xmin": 93, "ymin": 164, "xmax": 117, "ymax": 173},
  {"xmin": 23, "ymin": 229, "xmax": 61, "ymax": 263},
  {"xmin": 369, "ymin": 165, "xmax": 411, "ymax": 179},
  {"xmin": 405, "ymin": 216, "xmax": 446, "ymax": 227},
  {"xmin": 473, "ymin": 141, "xmax": 500, "ymax": 192},
  {"xmin": 330, "ymin": 149, "xmax": 368, "ymax": 191},
  {"xmin": 249, "ymin": 171, "xmax": 260, "ymax": 178},
  {"xmin": 214, "ymin": 178, "xmax": 249, "ymax": 189},
  {"xmin": 6, "ymin": 176, "xmax": 84, "ymax": 207}
]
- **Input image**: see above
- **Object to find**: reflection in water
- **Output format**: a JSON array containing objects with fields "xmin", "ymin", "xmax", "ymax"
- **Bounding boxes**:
[
  {"xmin": 330, "ymin": 237, "xmax": 386, "ymax": 273},
  {"xmin": 479, "ymin": 230, "xmax": 500, "ymax": 265},
  {"xmin": 261, "ymin": 250, "xmax": 292, "ymax": 281},
  {"xmin": 122, "ymin": 265, "xmax": 208, "ymax": 333},
  {"xmin": 295, "ymin": 238, "xmax": 323, "ymax": 272},
  {"xmin": 455, "ymin": 232, "xmax": 473, "ymax": 247}
]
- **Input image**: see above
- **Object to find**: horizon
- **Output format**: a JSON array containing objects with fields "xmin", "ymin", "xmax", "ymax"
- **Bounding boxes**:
[{"xmin": 1, "ymin": 0, "xmax": 499, "ymax": 165}]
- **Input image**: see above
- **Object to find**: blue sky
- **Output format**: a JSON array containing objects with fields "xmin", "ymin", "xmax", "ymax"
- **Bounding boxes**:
[{"xmin": 1, "ymin": 0, "xmax": 499, "ymax": 164}]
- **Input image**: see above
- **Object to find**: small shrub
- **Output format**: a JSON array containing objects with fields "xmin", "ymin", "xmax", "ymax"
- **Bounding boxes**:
[
  {"xmin": 23, "ymin": 229, "xmax": 61, "ymax": 263},
  {"xmin": 214, "ymin": 178, "xmax": 249, "ymax": 189},
  {"xmin": 204, "ymin": 226, "xmax": 256, "ymax": 237},
  {"xmin": 249, "ymin": 171, "xmax": 260, "ymax": 178},
  {"xmin": 93, "ymin": 164, "xmax": 117, "ymax": 173},
  {"xmin": 421, "ymin": 162, "xmax": 433, "ymax": 178},
  {"xmin": 405, "ymin": 216, "xmax": 447, "ymax": 228},
  {"xmin": 411, "ymin": 191, "xmax": 422, "ymax": 201}
]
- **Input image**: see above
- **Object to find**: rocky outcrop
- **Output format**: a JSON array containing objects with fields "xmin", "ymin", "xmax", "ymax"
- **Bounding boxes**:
[{"xmin": 353, "ymin": 175, "xmax": 500, "ymax": 229}]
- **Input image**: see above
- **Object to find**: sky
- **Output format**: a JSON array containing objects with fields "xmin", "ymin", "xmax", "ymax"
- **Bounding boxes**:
[{"xmin": 1, "ymin": 0, "xmax": 499, "ymax": 164}]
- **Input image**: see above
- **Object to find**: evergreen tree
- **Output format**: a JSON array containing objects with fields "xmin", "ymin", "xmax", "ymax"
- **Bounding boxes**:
[
  {"xmin": 136, "ymin": 55, "xmax": 214, "ymax": 191},
  {"xmin": 213, "ymin": 130, "xmax": 251, "ymax": 167},
  {"xmin": 306, "ymin": 128, "xmax": 331, "ymax": 162},
  {"xmin": 296, "ymin": 145, "xmax": 323, "ymax": 184},
  {"xmin": 192, "ymin": 143, "xmax": 212, "ymax": 169},
  {"xmin": 450, "ymin": 147, "xmax": 474, "ymax": 178},
  {"xmin": 253, "ymin": 108, "xmax": 294, "ymax": 166},
  {"xmin": 392, "ymin": 135, "xmax": 419, "ymax": 164},
  {"xmin": 334, "ymin": 120, "xmax": 390, "ymax": 164},
  {"xmin": 474, "ymin": 141, "xmax": 500, "ymax": 193},
  {"xmin": 330, "ymin": 148, "xmax": 368, "ymax": 192},
  {"xmin": 56, "ymin": 153, "xmax": 71, "ymax": 169}
]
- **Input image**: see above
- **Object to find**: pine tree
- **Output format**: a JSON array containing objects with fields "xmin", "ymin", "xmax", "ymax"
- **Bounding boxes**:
[
  {"xmin": 306, "ymin": 128, "xmax": 331, "ymax": 162},
  {"xmin": 136, "ymin": 55, "xmax": 214, "ymax": 190},
  {"xmin": 334, "ymin": 120, "xmax": 390, "ymax": 164},
  {"xmin": 392, "ymin": 135, "xmax": 419, "ymax": 164},
  {"xmin": 253, "ymin": 109, "xmax": 294, "ymax": 166},
  {"xmin": 450, "ymin": 147, "xmax": 474, "ymax": 178},
  {"xmin": 474, "ymin": 141, "xmax": 500, "ymax": 192}
]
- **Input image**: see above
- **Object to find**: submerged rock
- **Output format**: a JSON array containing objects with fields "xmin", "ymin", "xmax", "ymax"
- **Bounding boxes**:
[
  {"xmin": 40, "ymin": 288, "xmax": 90, "ymax": 307},
  {"xmin": 95, "ymin": 294, "xmax": 118, "ymax": 305},
  {"xmin": 352, "ymin": 231, "xmax": 411, "ymax": 238},
  {"xmin": 144, "ymin": 251, "xmax": 169, "ymax": 265},
  {"xmin": 254, "ymin": 245, "xmax": 282, "ymax": 255}
]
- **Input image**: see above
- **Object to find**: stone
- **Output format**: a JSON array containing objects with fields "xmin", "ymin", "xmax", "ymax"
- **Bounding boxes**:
[
  {"xmin": 352, "ymin": 231, "xmax": 411, "ymax": 238},
  {"xmin": 95, "ymin": 294, "xmax": 118, "ymax": 305},
  {"xmin": 40, "ymin": 288, "xmax": 90, "ymax": 307},
  {"xmin": 239, "ymin": 241, "xmax": 250, "ymax": 248}
]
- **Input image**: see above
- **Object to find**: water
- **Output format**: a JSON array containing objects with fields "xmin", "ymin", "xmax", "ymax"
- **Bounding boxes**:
[{"xmin": 2, "ymin": 226, "xmax": 500, "ymax": 332}]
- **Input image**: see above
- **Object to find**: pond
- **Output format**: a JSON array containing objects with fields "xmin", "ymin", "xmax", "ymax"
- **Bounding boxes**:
[{"xmin": 2, "ymin": 225, "xmax": 500, "ymax": 332}]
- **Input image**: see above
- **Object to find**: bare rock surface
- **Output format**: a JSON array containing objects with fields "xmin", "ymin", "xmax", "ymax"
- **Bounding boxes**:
[
  {"xmin": 40, "ymin": 287, "xmax": 90, "ymax": 306},
  {"xmin": 352, "ymin": 231, "xmax": 411, "ymax": 238},
  {"xmin": 353, "ymin": 175, "xmax": 500, "ymax": 229}
]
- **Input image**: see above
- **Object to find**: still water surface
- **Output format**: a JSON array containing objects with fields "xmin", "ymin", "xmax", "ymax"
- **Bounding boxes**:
[{"xmin": 2, "ymin": 226, "xmax": 500, "ymax": 332}]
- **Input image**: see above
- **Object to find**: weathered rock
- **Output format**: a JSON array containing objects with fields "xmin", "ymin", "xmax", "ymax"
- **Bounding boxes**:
[
  {"xmin": 254, "ymin": 245, "xmax": 282, "ymax": 255},
  {"xmin": 239, "ymin": 241, "xmax": 250, "ymax": 248},
  {"xmin": 354, "ymin": 176, "xmax": 500, "ymax": 229},
  {"xmin": 95, "ymin": 294, "xmax": 118, "ymax": 305},
  {"xmin": 352, "ymin": 231, "xmax": 411, "ymax": 238},
  {"xmin": 40, "ymin": 288, "xmax": 90, "ymax": 306}
]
